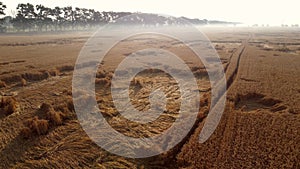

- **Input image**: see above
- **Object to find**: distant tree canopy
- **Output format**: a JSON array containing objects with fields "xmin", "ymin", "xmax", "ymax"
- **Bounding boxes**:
[
  {"xmin": 0, "ymin": 1, "xmax": 242, "ymax": 33},
  {"xmin": 0, "ymin": 2, "xmax": 6, "ymax": 32},
  {"xmin": 0, "ymin": 2, "xmax": 6, "ymax": 15},
  {"xmin": 0, "ymin": 2, "xmax": 133, "ymax": 32}
]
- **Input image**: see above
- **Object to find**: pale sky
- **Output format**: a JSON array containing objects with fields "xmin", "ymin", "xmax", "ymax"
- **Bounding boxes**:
[{"xmin": 1, "ymin": 0, "xmax": 299, "ymax": 26}]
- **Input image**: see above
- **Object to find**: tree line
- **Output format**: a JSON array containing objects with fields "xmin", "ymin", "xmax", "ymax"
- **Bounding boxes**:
[
  {"xmin": 0, "ymin": 2, "xmax": 246, "ymax": 33},
  {"xmin": 0, "ymin": 2, "xmax": 132, "ymax": 32}
]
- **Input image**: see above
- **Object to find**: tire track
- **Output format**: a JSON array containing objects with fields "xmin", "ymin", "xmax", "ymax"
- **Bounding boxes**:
[
  {"xmin": 171, "ymin": 36, "xmax": 251, "ymax": 168},
  {"xmin": 224, "ymin": 48, "xmax": 238, "ymax": 72},
  {"xmin": 145, "ymin": 36, "xmax": 249, "ymax": 168},
  {"xmin": 226, "ymin": 40, "xmax": 248, "ymax": 90},
  {"xmin": 214, "ymin": 36, "xmax": 251, "ymax": 165}
]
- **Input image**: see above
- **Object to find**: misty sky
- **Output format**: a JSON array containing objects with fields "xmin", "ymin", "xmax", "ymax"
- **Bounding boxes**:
[{"xmin": 1, "ymin": 0, "xmax": 299, "ymax": 26}]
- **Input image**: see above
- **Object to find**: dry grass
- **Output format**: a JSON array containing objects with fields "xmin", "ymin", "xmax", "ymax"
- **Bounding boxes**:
[
  {"xmin": 39, "ymin": 103, "xmax": 53, "ymax": 113},
  {"xmin": 54, "ymin": 101, "xmax": 71, "ymax": 114},
  {"xmin": 178, "ymin": 32, "xmax": 300, "ymax": 168},
  {"xmin": 132, "ymin": 78, "xmax": 144, "ymax": 88},
  {"xmin": 21, "ymin": 71, "xmax": 50, "ymax": 82},
  {"xmin": 106, "ymin": 71, "xmax": 114, "ymax": 79},
  {"xmin": 288, "ymin": 108, "xmax": 300, "ymax": 114},
  {"xmin": 96, "ymin": 70, "xmax": 107, "ymax": 78},
  {"xmin": 48, "ymin": 69, "xmax": 59, "ymax": 76},
  {"xmin": 67, "ymin": 98, "xmax": 75, "ymax": 113},
  {"xmin": 235, "ymin": 92, "xmax": 264, "ymax": 104},
  {"xmin": 39, "ymin": 103, "xmax": 66, "ymax": 126},
  {"xmin": 200, "ymin": 93, "xmax": 211, "ymax": 107},
  {"xmin": 276, "ymin": 45, "xmax": 293, "ymax": 52},
  {"xmin": 0, "ymin": 80, "xmax": 6, "ymax": 88},
  {"xmin": 215, "ymin": 44, "xmax": 225, "ymax": 50},
  {"xmin": 51, "ymin": 97, "xmax": 75, "ymax": 115},
  {"xmin": 46, "ymin": 111, "xmax": 63, "ymax": 126},
  {"xmin": 21, "ymin": 102, "xmax": 68, "ymax": 139},
  {"xmin": 22, "ymin": 116, "xmax": 49, "ymax": 137},
  {"xmin": 75, "ymin": 95, "xmax": 95, "ymax": 110},
  {"xmin": 20, "ymin": 78, "xmax": 27, "ymax": 86},
  {"xmin": 95, "ymin": 78, "xmax": 111, "ymax": 87},
  {"xmin": 193, "ymin": 69, "xmax": 209, "ymax": 78},
  {"xmin": 1, "ymin": 29, "xmax": 299, "ymax": 168},
  {"xmin": 147, "ymin": 68, "xmax": 164, "ymax": 74},
  {"xmin": 1, "ymin": 75, "xmax": 22, "ymax": 85},
  {"xmin": 1, "ymin": 69, "xmax": 60, "ymax": 87},
  {"xmin": 259, "ymin": 97, "xmax": 282, "ymax": 107},
  {"xmin": 20, "ymin": 127, "xmax": 32, "ymax": 139},
  {"xmin": 57, "ymin": 65, "xmax": 74, "ymax": 72},
  {"xmin": 234, "ymin": 92, "xmax": 287, "ymax": 113},
  {"xmin": 197, "ymin": 106, "xmax": 209, "ymax": 119},
  {"xmin": 0, "ymin": 96, "xmax": 17, "ymax": 116},
  {"xmin": 62, "ymin": 89, "xmax": 72, "ymax": 96}
]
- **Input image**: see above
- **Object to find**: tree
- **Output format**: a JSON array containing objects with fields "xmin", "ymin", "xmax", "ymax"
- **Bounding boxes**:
[
  {"xmin": 74, "ymin": 7, "xmax": 85, "ymax": 28},
  {"xmin": 13, "ymin": 3, "xmax": 36, "ymax": 31},
  {"xmin": 0, "ymin": 2, "xmax": 7, "ymax": 32},
  {"xmin": 90, "ymin": 10, "xmax": 103, "ymax": 27},
  {"xmin": 82, "ymin": 8, "xmax": 93, "ymax": 27},
  {"xmin": 3, "ymin": 3, "xmax": 137, "ymax": 32},
  {"xmin": 102, "ymin": 12, "xmax": 112, "ymax": 23},
  {"xmin": 36, "ymin": 4, "xmax": 53, "ymax": 31},
  {"xmin": 53, "ymin": 7, "xmax": 64, "ymax": 31},
  {"xmin": 0, "ymin": 2, "xmax": 6, "ymax": 15},
  {"xmin": 85, "ymin": 9, "xmax": 95, "ymax": 26},
  {"xmin": 63, "ymin": 6, "xmax": 75, "ymax": 29}
]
